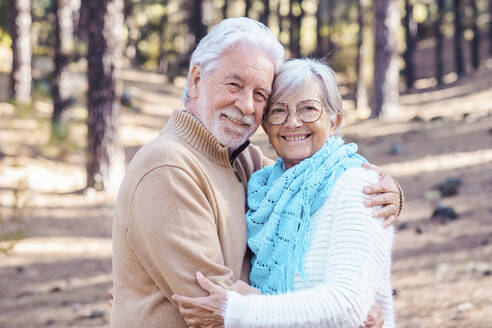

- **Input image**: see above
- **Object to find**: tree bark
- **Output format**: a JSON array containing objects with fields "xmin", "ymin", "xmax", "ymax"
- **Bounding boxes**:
[
  {"xmin": 189, "ymin": 0, "xmax": 206, "ymax": 46},
  {"xmin": 434, "ymin": 0, "xmax": 445, "ymax": 85},
  {"xmin": 245, "ymin": 0, "xmax": 252, "ymax": 17},
  {"xmin": 9, "ymin": 0, "xmax": 32, "ymax": 104},
  {"xmin": 453, "ymin": 0, "xmax": 465, "ymax": 77},
  {"xmin": 289, "ymin": 0, "xmax": 302, "ymax": 58},
  {"xmin": 489, "ymin": 0, "xmax": 492, "ymax": 55},
  {"xmin": 123, "ymin": 0, "xmax": 138, "ymax": 66},
  {"xmin": 403, "ymin": 0, "xmax": 417, "ymax": 90},
  {"xmin": 260, "ymin": 0, "xmax": 270, "ymax": 25},
  {"xmin": 52, "ymin": 0, "xmax": 76, "ymax": 126},
  {"xmin": 471, "ymin": 0, "xmax": 480, "ymax": 70},
  {"xmin": 86, "ymin": 0, "xmax": 125, "ymax": 192},
  {"xmin": 327, "ymin": 0, "xmax": 335, "ymax": 53},
  {"xmin": 372, "ymin": 0, "xmax": 400, "ymax": 119},
  {"xmin": 222, "ymin": 0, "xmax": 228, "ymax": 19},
  {"xmin": 355, "ymin": 0, "xmax": 369, "ymax": 112},
  {"xmin": 158, "ymin": 2, "xmax": 168, "ymax": 74}
]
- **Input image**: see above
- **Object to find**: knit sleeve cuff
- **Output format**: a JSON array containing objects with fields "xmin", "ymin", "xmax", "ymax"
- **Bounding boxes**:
[{"xmin": 223, "ymin": 290, "xmax": 244, "ymax": 328}]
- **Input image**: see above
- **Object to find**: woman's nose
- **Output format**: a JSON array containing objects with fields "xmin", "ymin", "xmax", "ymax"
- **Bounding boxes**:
[{"xmin": 283, "ymin": 109, "xmax": 302, "ymax": 128}]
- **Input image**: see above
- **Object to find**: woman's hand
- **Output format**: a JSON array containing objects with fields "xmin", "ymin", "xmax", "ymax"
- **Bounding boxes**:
[
  {"xmin": 172, "ymin": 272, "xmax": 227, "ymax": 328},
  {"xmin": 361, "ymin": 304, "xmax": 384, "ymax": 328},
  {"xmin": 362, "ymin": 162, "xmax": 403, "ymax": 228}
]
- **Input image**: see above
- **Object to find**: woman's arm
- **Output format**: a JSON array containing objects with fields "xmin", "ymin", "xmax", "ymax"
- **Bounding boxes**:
[{"xmin": 174, "ymin": 168, "xmax": 395, "ymax": 328}]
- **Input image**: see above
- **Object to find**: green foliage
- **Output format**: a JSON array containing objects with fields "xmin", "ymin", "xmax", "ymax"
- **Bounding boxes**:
[{"xmin": 0, "ymin": 0, "xmax": 9, "ymax": 34}]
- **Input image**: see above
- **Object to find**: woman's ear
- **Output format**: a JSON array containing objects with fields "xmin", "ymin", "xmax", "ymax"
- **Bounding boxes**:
[
  {"xmin": 331, "ymin": 112, "xmax": 343, "ymax": 133},
  {"xmin": 261, "ymin": 121, "xmax": 269, "ymax": 135},
  {"xmin": 188, "ymin": 65, "xmax": 201, "ymax": 98}
]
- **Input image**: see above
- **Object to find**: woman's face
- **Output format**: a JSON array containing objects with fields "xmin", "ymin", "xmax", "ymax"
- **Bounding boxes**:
[{"xmin": 262, "ymin": 79, "xmax": 341, "ymax": 170}]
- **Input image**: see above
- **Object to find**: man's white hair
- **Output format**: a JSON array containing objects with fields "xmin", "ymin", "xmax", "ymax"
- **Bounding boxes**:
[
  {"xmin": 182, "ymin": 17, "xmax": 285, "ymax": 106},
  {"xmin": 269, "ymin": 58, "xmax": 344, "ymax": 124}
]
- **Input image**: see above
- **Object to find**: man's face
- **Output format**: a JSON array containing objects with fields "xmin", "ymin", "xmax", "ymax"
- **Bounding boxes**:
[{"xmin": 188, "ymin": 46, "xmax": 275, "ymax": 149}]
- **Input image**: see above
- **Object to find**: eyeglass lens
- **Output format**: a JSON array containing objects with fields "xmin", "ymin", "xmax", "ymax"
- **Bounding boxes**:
[{"xmin": 267, "ymin": 100, "xmax": 323, "ymax": 125}]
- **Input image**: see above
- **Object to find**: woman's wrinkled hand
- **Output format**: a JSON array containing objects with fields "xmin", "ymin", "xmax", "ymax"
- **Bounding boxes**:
[
  {"xmin": 362, "ymin": 162, "xmax": 403, "ymax": 228},
  {"xmin": 172, "ymin": 272, "xmax": 227, "ymax": 328},
  {"xmin": 360, "ymin": 304, "xmax": 384, "ymax": 328}
]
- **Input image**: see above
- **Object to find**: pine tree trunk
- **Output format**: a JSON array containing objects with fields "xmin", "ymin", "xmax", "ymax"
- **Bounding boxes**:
[
  {"xmin": 9, "ymin": 0, "xmax": 32, "ymax": 104},
  {"xmin": 471, "ymin": 0, "xmax": 480, "ymax": 70},
  {"xmin": 260, "ymin": 0, "xmax": 270, "ymax": 25},
  {"xmin": 315, "ymin": 0, "xmax": 323, "ymax": 57},
  {"xmin": 52, "ymin": 0, "xmax": 75, "ymax": 126},
  {"xmin": 453, "ymin": 0, "xmax": 465, "ymax": 77},
  {"xmin": 372, "ymin": 0, "xmax": 400, "ymax": 119},
  {"xmin": 123, "ymin": 0, "xmax": 137, "ymax": 66},
  {"xmin": 435, "ymin": 0, "xmax": 444, "ymax": 85},
  {"xmin": 355, "ymin": 0, "xmax": 369, "ymax": 113},
  {"xmin": 327, "ymin": 0, "xmax": 335, "ymax": 53},
  {"xmin": 86, "ymin": 0, "xmax": 125, "ymax": 192},
  {"xmin": 245, "ymin": 0, "xmax": 251, "ymax": 17},
  {"xmin": 489, "ymin": 0, "xmax": 492, "ymax": 55},
  {"xmin": 189, "ymin": 0, "xmax": 206, "ymax": 46},
  {"xmin": 289, "ymin": 0, "xmax": 302, "ymax": 58},
  {"xmin": 403, "ymin": 0, "xmax": 417, "ymax": 90},
  {"xmin": 158, "ymin": 2, "xmax": 168, "ymax": 74},
  {"xmin": 222, "ymin": 0, "xmax": 228, "ymax": 19}
]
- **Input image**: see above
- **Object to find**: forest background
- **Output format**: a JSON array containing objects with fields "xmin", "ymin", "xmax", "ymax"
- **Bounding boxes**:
[{"xmin": 1, "ymin": 0, "xmax": 492, "ymax": 327}]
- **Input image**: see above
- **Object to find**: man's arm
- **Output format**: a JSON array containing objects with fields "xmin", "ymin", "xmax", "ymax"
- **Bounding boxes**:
[{"xmin": 127, "ymin": 165, "xmax": 257, "ymax": 300}]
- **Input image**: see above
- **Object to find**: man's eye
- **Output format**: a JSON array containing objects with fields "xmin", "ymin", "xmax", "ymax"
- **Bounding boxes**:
[
  {"xmin": 255, "ymin": 92, "xmax": 267, "ymax": 101},
  {"xmin": 227, "ymin": 82, "xmax": 240, "ymax": 88}
]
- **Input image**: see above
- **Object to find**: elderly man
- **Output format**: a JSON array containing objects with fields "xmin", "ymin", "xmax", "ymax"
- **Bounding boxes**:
[{"xmin": 110, "ymin": 17, "xmax": 401, "ymax": 328}]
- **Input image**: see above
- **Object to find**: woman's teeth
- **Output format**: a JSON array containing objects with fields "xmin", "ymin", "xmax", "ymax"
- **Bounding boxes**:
[{"xmin": 284, "ymin": 135, "xmax": 308, "ymax": 141}]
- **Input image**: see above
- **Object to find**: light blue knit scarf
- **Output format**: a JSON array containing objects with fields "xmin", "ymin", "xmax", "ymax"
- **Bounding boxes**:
[{"xmin": 246, "ymin": 136, "xmax": 367, "ymax": 294}]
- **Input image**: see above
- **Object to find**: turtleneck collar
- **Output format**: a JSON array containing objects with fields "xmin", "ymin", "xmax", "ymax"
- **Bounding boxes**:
[{"xmin": 163, "ymin": 110, "xmax": 250, "ymax": 167}]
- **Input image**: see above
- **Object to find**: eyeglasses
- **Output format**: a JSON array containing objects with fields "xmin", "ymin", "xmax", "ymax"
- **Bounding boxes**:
[{"xmin": 264, "ymin": 100, "xmax": 325, "ymax": 125}]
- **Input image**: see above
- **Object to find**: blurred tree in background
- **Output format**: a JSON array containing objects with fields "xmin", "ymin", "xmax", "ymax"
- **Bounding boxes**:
[
  {"xmin": 1, "ymin": 0, "xmax": 492, "ymax": 190},
  {"xmin": 9, "ymin": 0, "xmax": 32, "ymax": 104},
  {"xmin": 51, "ymin": 0, "xmax": 79, "ymax": 129},
  {"xmin": 86, "ymin": 0, "xmax": 125, "ymax": 191}
]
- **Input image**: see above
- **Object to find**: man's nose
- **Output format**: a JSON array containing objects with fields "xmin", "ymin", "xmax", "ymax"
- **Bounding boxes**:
[{"xmin": 235, "ymin": 90, "xmax": 255, "ymax": 116}]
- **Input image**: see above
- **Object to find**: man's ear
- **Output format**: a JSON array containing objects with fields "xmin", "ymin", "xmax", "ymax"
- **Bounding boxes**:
[{"xmin": 188, "ymin": 65, "xmax": 201, "ymax": 98}]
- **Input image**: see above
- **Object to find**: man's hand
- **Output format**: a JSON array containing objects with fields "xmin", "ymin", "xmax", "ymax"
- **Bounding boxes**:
[
  {"xmin": 360, "ymin": 304, "xmax": 384, "ymax": 328},
  {"xmin": 362, "ymin": 162, "xmax": 403, "ymax": 228}
]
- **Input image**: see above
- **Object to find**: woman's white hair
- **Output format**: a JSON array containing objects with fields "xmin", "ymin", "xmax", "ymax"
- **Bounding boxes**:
[
  {"xmin": 182, "ymin": 17, "xmax": 285, "ymax": 105},
  {"xmin": 269, "ymin": 58, "xmax": 343, "ymax": 124}
]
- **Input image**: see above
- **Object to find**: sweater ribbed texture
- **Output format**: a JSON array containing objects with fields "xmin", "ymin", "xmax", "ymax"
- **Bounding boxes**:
[
  {"xmin": 224, "ymin": 167, "xmax": 396, "ymax": 328},
  {"xmin": 111, "ymin": 110, "xmax": 269, "ymax": 328}
]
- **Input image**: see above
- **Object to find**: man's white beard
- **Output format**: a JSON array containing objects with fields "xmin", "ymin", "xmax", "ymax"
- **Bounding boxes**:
[{"xmin": 196, "ymin": 107, "xmax": 256, "ymax": 149}]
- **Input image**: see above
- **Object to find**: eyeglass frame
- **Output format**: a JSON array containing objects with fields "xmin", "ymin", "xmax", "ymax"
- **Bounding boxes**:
[{"xmin": 263, "ymin": 99, "xmax": 327, "ymax": 125}]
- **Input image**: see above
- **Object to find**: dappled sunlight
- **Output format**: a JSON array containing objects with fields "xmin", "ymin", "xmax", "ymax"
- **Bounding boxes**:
[
  {"xmin": 7, "ymin": 236, "xmax": 111, "ymax": 258},
  {"xmin": 0, "ymin": 156, "xmax": 86, "ymax": 194},
  {"xmin": 120, "ymin": 123, "xmax": 161, "ymax": 146},
  {"xmin": 381, "ymin": 148, "xmax": 492, "ymax": 177}
]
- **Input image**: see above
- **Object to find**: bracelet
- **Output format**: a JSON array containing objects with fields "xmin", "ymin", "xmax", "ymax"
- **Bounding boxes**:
[{"xmin": 395, "ymin": 181, "xmax": 404, "ymax": 216}]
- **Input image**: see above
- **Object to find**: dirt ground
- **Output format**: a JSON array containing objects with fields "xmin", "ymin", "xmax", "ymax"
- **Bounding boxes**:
[{"xmin": 1, "ymin": 56, "xmax": 492, "ymax": 327}]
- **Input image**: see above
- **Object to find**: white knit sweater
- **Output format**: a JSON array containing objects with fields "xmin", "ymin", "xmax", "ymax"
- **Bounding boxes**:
[{"xmin": 224, "ymin": 167, "xmax": 395, "ymax": 328}]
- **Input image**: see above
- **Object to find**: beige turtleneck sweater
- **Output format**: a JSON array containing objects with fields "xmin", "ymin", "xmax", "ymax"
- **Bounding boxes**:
[{"xmin": 110, "ymin": 110, "xmax": 271, "ymax": 328}]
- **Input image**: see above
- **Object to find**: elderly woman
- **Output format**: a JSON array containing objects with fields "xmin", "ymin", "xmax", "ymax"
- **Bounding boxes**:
[{"xmin": 172, "ymin": 58, "xmax": 396, "ymax": 328}]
